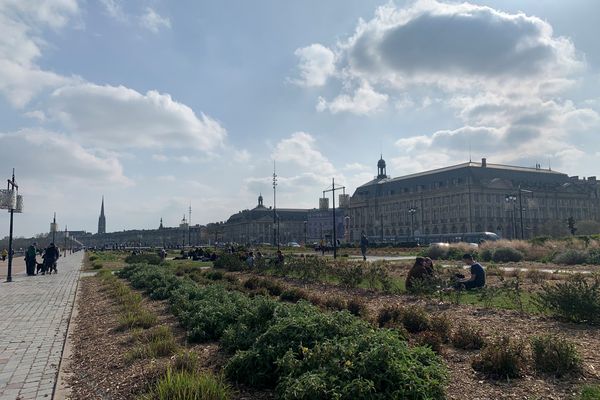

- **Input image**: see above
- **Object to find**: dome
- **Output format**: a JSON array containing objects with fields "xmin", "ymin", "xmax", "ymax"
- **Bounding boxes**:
[{"xmin": 377, "ymin": 157, "xmax": 386, "ymax": 168}]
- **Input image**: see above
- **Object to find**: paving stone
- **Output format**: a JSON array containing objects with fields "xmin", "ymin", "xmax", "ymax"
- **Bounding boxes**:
[{"xmin": 0, "ymin": 253, "xmax": 83, "ymax": 400}]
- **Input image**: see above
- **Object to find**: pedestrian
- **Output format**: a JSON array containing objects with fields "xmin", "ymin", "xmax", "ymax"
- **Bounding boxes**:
[
  {"xmin": 360, "ymin": 232, "xmax": 369, "ymax": 261},
  {"xmin": 246, "ymin": 251, "xmax": 255, "ymax": 268},
  {"xmin": 1, "ymin": 248, "xmax": 7, "ymax": 262},
  {"xmin": 276, "ymin": 249, "xmax": 284, "ymax": 266},
  {"xmin": 25, "ymin": 242, "xmax": 37, "ymax": 275},
  {"xmin": 405, "ymin": 256, "xmax": 436, "ymax": 291},
  {"xmin": 42, "ymin": 243, "xmax": 60, "ymax": 275},
  {"xmin": 453, "ymin": 253, "xmax": 486, "ymax": 290}
]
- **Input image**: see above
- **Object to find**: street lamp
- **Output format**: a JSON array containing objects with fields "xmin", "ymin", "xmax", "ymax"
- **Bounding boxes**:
[
  {"xmin": 408, "ymin": 207, "xmax": 417, "ymax": 240},
  {"xmin": 64, "ymin": 225, "xmax": 69, "ymax": 257},
  {"xmin": 51, "ymin": 212, "xmax": 58, "ymax": 244},
  {"xmin": 323, "ymin": 178, "xmax": 345, "ymax": 259},
  {"xmin": 303, "ymin": 220, "xmax": 307, "ymax": 246},
  {"xmin": 1, "ymin": 169, "xmax": 22, "ymax": 283},
  {"xmin": 505, "ymin": 195, "xmax": 517, "ymax": 239}
]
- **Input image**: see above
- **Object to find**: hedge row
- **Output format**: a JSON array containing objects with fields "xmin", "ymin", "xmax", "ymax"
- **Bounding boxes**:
[{"xmin": 117, "ymin": 264, "xmax": 447, "ymax": 399}]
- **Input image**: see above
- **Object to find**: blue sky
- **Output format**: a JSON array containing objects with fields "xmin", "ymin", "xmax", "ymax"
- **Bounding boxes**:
[{"xmin": 1, "ymin": 0, "xmax": 600, "ymax": 237}]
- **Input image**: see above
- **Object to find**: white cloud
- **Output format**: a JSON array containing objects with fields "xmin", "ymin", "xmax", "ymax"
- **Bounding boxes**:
[
  {"xmin": 0, "ymin": 129, "xmax": 130, "ymax": 186},
  {"xmin": 233, "ymin": 149, "xmax": 251, "ymax": 163},
  {"xmin": 317, "ymin": 81, "xmax": 388, "ymax": 115},
  {"xmin": 152, "ymin": 154, "xmax": 168, "ymax": 162},
  {"xmin": 48, "ymin": 83, "xmax": 227, "ymax": 151},
  {"xmin": 273, "ymin": 132, "xmax": 336, "ymax": 176},
  {"xmin": 100, "ymin": 0, "xmax": 126, "ymax": 21},
  {"xmin": 140, "ymin": 7, "xmax": 171, "ymax": 33},
  {"xmin": 0, "ymin": 1, "xmax": 79, "ymax": 107},
  {"xmin": 292, "ymin": 44, "xmax": 336, "ymax": 87}
]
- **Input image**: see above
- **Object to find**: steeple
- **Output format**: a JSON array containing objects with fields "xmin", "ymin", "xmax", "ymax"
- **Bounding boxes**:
[
  {"xmin": 258, "ymin": 193, "xmax": 264, "ymax": 207},
  {"xmin": 97, "ymin": 196, "xmax": 106, "ymax": 234},
  {"xmin": 377, "ymin": 154, "xmax": 387, "ymax": 180},
  {"xmin": 159, "ymin": 217, "xmax": 164, "ymax": 229}
]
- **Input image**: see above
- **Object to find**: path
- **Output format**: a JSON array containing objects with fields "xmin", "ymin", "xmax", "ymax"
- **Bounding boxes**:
[{"xmin": 0, "ymin": 251, "xmax": 83, "ymax": 400}]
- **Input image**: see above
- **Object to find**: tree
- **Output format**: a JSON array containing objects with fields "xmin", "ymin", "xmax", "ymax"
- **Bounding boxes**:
[{"xmin": 539, "ymin": 220, "xmax": 570, "ymax": 238}]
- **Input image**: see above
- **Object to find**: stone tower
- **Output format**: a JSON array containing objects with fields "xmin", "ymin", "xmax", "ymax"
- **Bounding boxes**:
[{"xmin": 98, "ymin": 196, "xmax": 106, "ymax": 234}]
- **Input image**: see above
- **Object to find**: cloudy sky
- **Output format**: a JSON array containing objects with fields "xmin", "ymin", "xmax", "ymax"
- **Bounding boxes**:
[{"xmin": 1, "ymin": 0, "xmax": 600, "ymax": 237}]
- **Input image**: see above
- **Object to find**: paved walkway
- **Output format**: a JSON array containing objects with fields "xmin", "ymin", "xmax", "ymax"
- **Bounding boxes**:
[{"xmin": 0, "ymin": 252, "xmax": 83, "ymax": 400}]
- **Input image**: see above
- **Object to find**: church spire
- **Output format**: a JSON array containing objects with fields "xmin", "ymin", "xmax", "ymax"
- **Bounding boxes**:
[{"xmin": 97, "ymin": 196, "xmax": 106, "ymax": 234}]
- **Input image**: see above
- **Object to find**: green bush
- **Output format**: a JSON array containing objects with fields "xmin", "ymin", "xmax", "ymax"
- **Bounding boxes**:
[
  {"xmin": 338, "ymin": 264, "xmax": 364, "ymax": 288},
  {"xmin": 225, "ymin": 302, "xmax": 371, "ymax": 388},
  {"xmin": 534, "ymin": 274, "xmax": 600, "ymax": 324},
  {"xmin": 553, "ymin": 249, "xmax": 589, "ymax": 265},
  {"xmin": 531, "ymin": 335, "xmax": 582, "ymax": 377},
  {"xmin": 213, "ymin": 253, "xmax": 245, "ymax": 271},
  {"xmin": 588, "ymin": 249, "xmax": 600, "ymax": 265},
  {"xmin": 479, "ymin": 248, "xmax": 493, "ymax": 262},
  {"xmin": 92, "ymin": 261, "xmax": 103, "ymax": 270},
  {"xmin": 451, "ymin": 324, "xmax": 485, "ymax": 350},
  {"xmin": 430, "ymin": 314, "xmax": 452, "ymax": 343},
  {"xmin": 124, "ymin": 253, "xmax": 162, "ymax": 265},
  {"xmin": 472, "ymin": 336, "xmax": 528, "ymax": 379},
  {"xmin": 400, "ymin": 306, "xmax": 431, "ymax": 333},
  {"xmin": 204, "ymin": 270, "xmax": 224, "ymax": 280},
  {"xmin": 377, "ymin": 305, "xmax": 403, "ymax": 328},
  {"xmin": 276, "ymin": 329, "xmax": 447, "ymax": 400},
  {"xmin": 279, "ymin": 288, "xmax": 309, "ymax": 303},
  {"xmin": 323, "ymin": 295, "xmax": 347, "ymax": 311},
  {"xmin": 141, "ymin": 368, "xmax": 231, "ymax": 400},
  {"xmin": 492, "ymin": 247, "xmax": 524, "ymax": 262},
  {"xmin": 424, "ymin": 245, "xmax": 448, "ymax": 260}
]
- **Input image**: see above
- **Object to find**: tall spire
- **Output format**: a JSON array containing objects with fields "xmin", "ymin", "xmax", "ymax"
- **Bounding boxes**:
[{"xmin": 97, "ymin": 196, "xmax": 106, "ymax": 234}]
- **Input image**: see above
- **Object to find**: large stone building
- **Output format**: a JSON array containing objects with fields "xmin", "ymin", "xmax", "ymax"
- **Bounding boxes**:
[
  {"xmin": 222, "ymin": 194, "xmax": 308, "ymax": 244},
  {"xmin": 348, "ymin": 157, "xmax": 600, "ymax": 241}
]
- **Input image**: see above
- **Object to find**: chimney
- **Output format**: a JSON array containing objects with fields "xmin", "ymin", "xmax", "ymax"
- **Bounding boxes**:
[{"xmin": 481, "ymin": 158, "xmax": 487, "ymax": 167}]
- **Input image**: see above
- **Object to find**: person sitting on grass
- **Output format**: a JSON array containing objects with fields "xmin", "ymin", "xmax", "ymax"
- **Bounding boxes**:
[
  {"xmin": 405, "ymin": 256, "xmax": 436, "ymax": 291},
  {"xmin": 454, "ymin": 253, "xmax": 486, "ymax": 290}
]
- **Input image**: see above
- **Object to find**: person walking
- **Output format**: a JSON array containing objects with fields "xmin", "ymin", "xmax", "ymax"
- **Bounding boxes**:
[
  {"xmin": 360, "ymin": 232, "xmax": 369, "ymax": 261},
  {"xmin": 1, "ymin": 248, "xmax": 7, "ymax": 262},
  {"xmin": 25, "ymin": 242, "xmax": 37, "ymax": 275},
  {"xmin": 42, "ymin": 243, "xmax": 60, "ymax": 275}
]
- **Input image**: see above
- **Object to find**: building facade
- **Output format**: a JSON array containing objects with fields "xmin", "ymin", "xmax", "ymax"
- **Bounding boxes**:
[
  {"xmin": 348, "ymin": 157, "xmax": 600, "ymax": 242},
  {"xmin": 222, "ymin": 195, "xmax": 308, "ymax": 244}
]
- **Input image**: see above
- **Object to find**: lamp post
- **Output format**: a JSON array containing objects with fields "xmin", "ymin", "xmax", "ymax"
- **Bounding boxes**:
[
  {"xmin": 2, "ymin": 169, "xmax": 21, "ymax": 282},
  {"xmin": 64, "ymin": 225, "xmax": 68, "ymax": 257},
  {"xmin": 408, "ymin": 207, "xmax": 417, "ymax": 240},
  {"xmin": 323, "ymin": 178, "xmax": 345, "ymax": 259},
  {"xmin": 505, "ymin": 195, "xmax": 517, "ymax": 239},
  {"xmin": 303, "ymin": 220, "xmax": 307, "ymax": 246}
]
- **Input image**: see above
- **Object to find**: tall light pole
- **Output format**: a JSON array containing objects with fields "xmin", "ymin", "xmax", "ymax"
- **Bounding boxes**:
[
  {"xmin": 505, "ymin": 195, "xmax": 517, "ymax": 239},
  {"xmin": 408, "ymin": 207, "xmax": 417, "ymax": 240},
  {"xmin": 2, "ymin": 169, "xmax": 21, "ymax": 282},
  {"xmin": 323, "ymin": 178, "xmax": 345, "ymax": 259},
  {"xmin": 303, "ymin": 220, "xmax": 307, "ymax": 246},
  {"xmin": 64, "ymin": 225, "xmax": 68, "ymax": 257},
  {"xmin": 188, "ymin": 204, "xmax": 192, "ymax": 247},
  {"xmin": 273, "ymin": 161, "xmax": 279, "ymax": 250}
]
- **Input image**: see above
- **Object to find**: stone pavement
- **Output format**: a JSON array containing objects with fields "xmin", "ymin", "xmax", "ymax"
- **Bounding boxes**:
[{"xmin": 0, "ymin": 252, "xmax": 83, "ymax": 400}]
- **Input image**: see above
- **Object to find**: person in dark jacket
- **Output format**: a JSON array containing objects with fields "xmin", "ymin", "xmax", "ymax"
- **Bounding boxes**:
[
  {"xmin": 25, "ymin": 242, "xmax": 37, "ymax": 276},
  {"xmin": 405, "ymin": 256, "xmax": 436, "ymax": 291},
  {"xmin": 360, "ymin": 232, "xmax": 369, "ymax": 261},
  {"xmin": 42, "ymin": 243, "xmax": 60, "ymax": 275}
]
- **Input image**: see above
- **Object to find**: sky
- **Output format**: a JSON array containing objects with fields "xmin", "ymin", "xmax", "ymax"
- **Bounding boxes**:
[{"xmin": 1, "ymin": 0, "xmax": 600, "ymax": 237}]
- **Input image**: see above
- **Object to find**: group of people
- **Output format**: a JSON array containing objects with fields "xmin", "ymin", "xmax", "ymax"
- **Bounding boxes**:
[
  {"xmin": 405, "ymin": 253, "xmax": 486, "ymax": 292},
  {"xmin": 24, "ymin": 242, "xmax": 60, "ymax": 276},
  {"xmin": 245, "ymin": 249, "xmax": 284, "ymax": 268}
]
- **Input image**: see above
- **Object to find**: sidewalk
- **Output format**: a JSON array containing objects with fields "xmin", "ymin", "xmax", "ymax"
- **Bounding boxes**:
[{"xmin": 0, "ymin": 251, "xmax": 83, "ymax": 400}]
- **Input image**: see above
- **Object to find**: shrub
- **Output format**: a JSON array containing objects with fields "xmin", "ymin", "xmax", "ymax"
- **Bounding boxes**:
[
  {"xmin": 279, "ymin": 288, "xmax": 309, "ymax": 303},
  {"xmin": 417, "ymin": 331, "xmax": 444, "ymax": 354},
  {"xmin": 400, "ymin": 306, "xmax": 431, "ymax": 333},
  {"xmin": 472, "ymin": 336, "xmax": 528, "ymax": 379},
  {"xmin": 92, "ymin": 262, "xmax": 103, "ymax": 270},
  {"xmin": 117, "ymin": 309, "xmax": 157, "ymax": 330},
  {"xmin": 430, "ymin": 314, "xmax": 452, "ymax": 343},
  {"xmin": 588, "ymin": 249, "xmax": 600, "ymax": 265},
  {"xmin": 424, "ymin": 245, "xmax": 449, "ymax": 260},
  {"xmin": 364, "ymin": 263, "xmax": 393, "ymax": 292},
  {"xmin": 479, "ymin": 248, "xmax": 493, "ymax": 262},
  {"xmin": 204, "ymin": 271, "xmax": 224, "ymax": 280},
  {"xmin": 275, "ymin": 329, "xmax": 447, "ymax": 400},
  {"xmin": 451, "ymin": 324, "xmax": 485, "ymax": 350},
  {"xmin": 534, "ymin": 274, "xmax": 600, "ymax": 324},
  {"xmin": 124, "ymin": 253, "xmax": 162, "ymax": 265},
  {"xmin": 243, "ymin": 277, "xmax": 260, "ymax": 290},
  {"xmin": 377, "ymin": 305, "xmax": 403, "ymax": 328},
  {"xmin": 346, "ymin": 297, "xmax": 367, "ymax": 317},
  {"xmin": 213, "ymin": 253, "xmax": 245, "ymax": 271},
  {"xmin": 530, "ymin": 335, "xmax": 582, "ymax": 377},
  {"xmin": 492, "ymin": 247, "xmax": 524, "ymax": 263},
  {"xmin": 141, "ymin": 368, "xmax": 231, "ymax": 400},
  {"xmin": 338, "ymin": 264, "xmax": 364, "ymax": 288},
  {"xmin": 323, "ymin": 295, "xmax": 347, "ymax": 311},
  {"xmin": 525, "ymin": 269, "xmax": 549, "ymax": 284},
  {"xmin": 553, "ymin": 249, "xmax": 589, "ymax": 265}
]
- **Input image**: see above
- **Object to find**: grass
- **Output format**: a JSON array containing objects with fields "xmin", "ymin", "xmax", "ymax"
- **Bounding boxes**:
[
  {"xmin": 125, "ymin": 326, "xmax": 179, "ymax": 362},
  {"xmin": 579, "ymin": 385, "xmax": 600, "ymax": 400},
  {"xmin": 140, "ymin": 368, "xmax": 231, "ymax": 400},
  {"xmin": 167, "ymin": 259, "xmax": 214, "ymax": 269}
]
